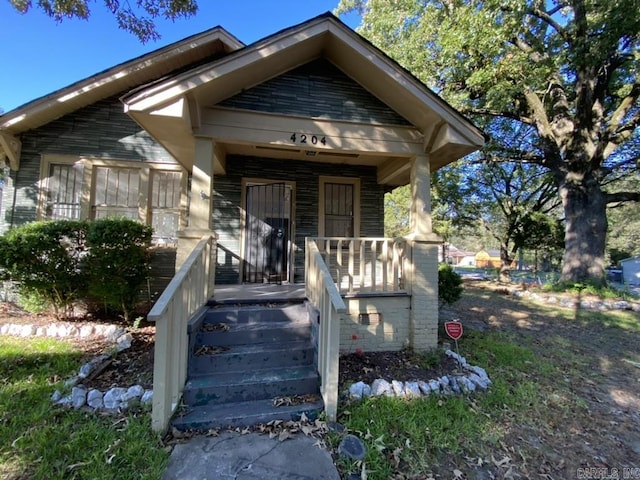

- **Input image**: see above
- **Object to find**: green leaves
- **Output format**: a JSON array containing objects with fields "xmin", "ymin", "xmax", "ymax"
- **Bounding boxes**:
[
  {"xmin": 0, "ymin": 218, "xmax": 151, "ymax": 321},
  {"xmin": 9, "ymin": 0, "xmax": 198, "ymax": 42}
]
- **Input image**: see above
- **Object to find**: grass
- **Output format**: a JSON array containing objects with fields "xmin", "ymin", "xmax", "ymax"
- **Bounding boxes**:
[
  {"xmin": 0, "ymin": 336, "xmax": 168, "ymax": 480},
  {"xmin": 331, "ymin": 329, "xmax": 584, "ymax": 479}
]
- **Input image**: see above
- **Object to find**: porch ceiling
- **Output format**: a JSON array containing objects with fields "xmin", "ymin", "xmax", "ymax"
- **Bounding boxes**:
[{"xmin": 123, "ymin": 13, "xmax": 484, "ymax": 183}]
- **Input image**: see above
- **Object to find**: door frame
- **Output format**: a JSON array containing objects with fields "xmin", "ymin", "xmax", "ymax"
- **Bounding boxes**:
[{"xmin": 240, "ymin": 177, "xmax": 296, "ymax": 284}]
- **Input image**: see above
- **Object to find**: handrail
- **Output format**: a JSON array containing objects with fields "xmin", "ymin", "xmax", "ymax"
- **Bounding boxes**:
[
  {"xmin": 148, "ymin": 234, "xmax": 216, "ymax": 432},
  {"xmin": 305, "ymin": 238, "xmax": 346, "ymax": 421},
  {"xmin": 311, "ymin": 237, "xmax": 408, "ymax": 294}
]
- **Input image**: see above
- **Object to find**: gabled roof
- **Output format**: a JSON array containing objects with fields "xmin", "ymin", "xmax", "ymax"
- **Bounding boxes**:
[
  {"xmin": 0, "ymin": 25, "xmax": 244, "ymax": 170},
  {"xmin": 122, "ymin": 13, "xmax": 484, "ymax": 172},
  {"xmin": 1, "ymin": 12, "xmax": 484, "ymax": 175}
]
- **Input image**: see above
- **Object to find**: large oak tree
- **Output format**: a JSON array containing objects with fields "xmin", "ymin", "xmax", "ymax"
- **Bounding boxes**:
[
  {"xmin": 8, "ymin": 0, "xmax": 197, "ymax": 42},
  {"xmin": 337, "ymin": 0, "xmax": 640, "ymax": 285}
]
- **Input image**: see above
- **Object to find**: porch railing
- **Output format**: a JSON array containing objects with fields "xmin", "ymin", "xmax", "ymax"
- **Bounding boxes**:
[
  {"xmin": 147, "ymin": 235, "xmax": 216, "ymax": 432},
  {"xmin": 305, "ymin": 238, "xmax": 346, "ymax": 421},
  {"xmin": 311, "ymin": 237, "xmax": 409, "ymax": 294}
]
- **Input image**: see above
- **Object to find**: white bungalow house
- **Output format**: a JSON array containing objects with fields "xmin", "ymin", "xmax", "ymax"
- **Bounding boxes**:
[{"xmin": 0, "ymin": 13, "xmax": 484, "ymax": 432}]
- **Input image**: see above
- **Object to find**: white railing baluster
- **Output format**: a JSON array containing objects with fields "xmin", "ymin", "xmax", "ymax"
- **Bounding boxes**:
[
  {"xmin": 370, "ymin": 241, "xmax": 377, "ymax": 292},
  {"xmin": 359, "ymin": 240, "xmax": 365, "ymax": 290},
  {"xmin": 348, "ymin": 240, "xmax": 355, "ymax": 294},
  {"xmin": 393, "ymin": 240, "xmax": 400, "ymax": 291},
  {"xmin": 310, "ymin": 237, "xmax": 408, "ymax": 294},
  {"xmin": 382, "ymin": 240, "xmax": 389, "ymax": 292}
]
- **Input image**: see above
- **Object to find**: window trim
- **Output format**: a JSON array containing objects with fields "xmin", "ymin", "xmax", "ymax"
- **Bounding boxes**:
[
  {"xmin": 318, "ymin": 176, "xmax": 360, "ymax": 238},
  {"xmin": 38, "ymin": 155, "xmax": 187, "ymax": 231}
]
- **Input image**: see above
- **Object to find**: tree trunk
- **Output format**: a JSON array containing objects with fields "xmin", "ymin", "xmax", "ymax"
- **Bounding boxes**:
[
  {"xmin": 499, "ymin": 243, "xmax": 512, "ymax": 283},
  {"xmin": 559, "ymin": 172, "xmax": 607, "ymax": 286}
]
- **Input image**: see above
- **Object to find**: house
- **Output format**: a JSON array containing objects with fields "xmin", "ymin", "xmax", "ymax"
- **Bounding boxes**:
[
  {"xmin": 439, "ymin": 244, "xmax": 475, "ymax": 266},
  {"xmin": 0, "ymin": 13, "xmax": 484, "ymax": 432},
  {"xmin": 475, "ymin": 249, "xmax": 502, "ymax": 269}
]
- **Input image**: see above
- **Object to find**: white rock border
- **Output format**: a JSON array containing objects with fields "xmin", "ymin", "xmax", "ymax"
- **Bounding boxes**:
[
  {"xmin": 50, "ymin": 329, "xmax": 154, "ymax": 412},
  {"xmin": 347, "ymin": 350, "xmax": 491, "ymax": 401},
  {"xmin": 508, "ymin": 289, "xmax": 640, "ymax": 312}
]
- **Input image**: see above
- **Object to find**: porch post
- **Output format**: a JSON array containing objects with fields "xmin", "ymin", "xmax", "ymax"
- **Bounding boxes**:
[
  {"xmin": 176, "ymin": 137, "xmax": 217, "ymax": 291},
  {"xmin": 408, "ymin": 153, "xmax": 441, "ymax": 352}
]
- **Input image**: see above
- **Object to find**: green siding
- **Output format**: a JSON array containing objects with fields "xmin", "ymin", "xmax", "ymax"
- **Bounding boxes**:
[
  {"xmin": 218, "ymin": 59, "xmax": 411, "ymax": 126},
  {"xmin": 213, "ymin": 155, "xmax": 384, "ymax": 284},
  {"xmin": 0, "ymin": 96, "xmax": 175, "ymax": 232}
]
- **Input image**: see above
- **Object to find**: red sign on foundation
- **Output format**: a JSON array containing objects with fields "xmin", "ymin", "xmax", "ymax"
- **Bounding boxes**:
[{"xmin": 444, "ymin": 321, "xmax": 463, "ymax": 340}]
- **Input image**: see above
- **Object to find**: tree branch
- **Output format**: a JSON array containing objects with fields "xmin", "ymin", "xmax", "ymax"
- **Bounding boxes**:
[
  {"xmin": 605, "ymin": 191, "xmax": 640, "ymax": 205},
  {"xmin": 469, "ymin": 107, "xmax": 533, "ymax": 124},
  {"xmin": 527, "ymin": 6, "xmax": 571, "ymax": 46}
]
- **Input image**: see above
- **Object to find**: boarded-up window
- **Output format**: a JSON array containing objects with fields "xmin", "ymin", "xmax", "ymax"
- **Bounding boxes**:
[
  {"xmin": 93, "ymin": 167, "xmax": 139, "ymax": 220},
  {"xmin": 150, "ymin": 171, "xmax": 182, "ymax": 244},
  {"xmin": 46, "ymin": 163, "xmax": 83, "ymax": 220},
  {"xmin": 324, "ymin": 182, "xmax": 354, "ymax": 237}
]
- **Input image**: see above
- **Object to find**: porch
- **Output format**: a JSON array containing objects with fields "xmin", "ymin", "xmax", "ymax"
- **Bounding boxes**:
[{"xmin": 148, "ymin": 234, "xmax": 440, "ymax": 432}]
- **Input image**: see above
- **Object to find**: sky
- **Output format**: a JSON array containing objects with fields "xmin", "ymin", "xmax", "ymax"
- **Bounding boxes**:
[{"xmin": 0, "ymin": 1, "xmax": 360, "ymax": 113}]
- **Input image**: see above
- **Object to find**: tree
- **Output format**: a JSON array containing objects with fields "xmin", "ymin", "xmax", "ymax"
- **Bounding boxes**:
[
  {"xmin": 384, "ymin": 186, "xmax": 411, "ymax": 238},
  {"xmin": 337, "ymin": 0, "xmax": 640, "ymax": 286},
  {"xmin": 8, "ymin": 0, "xmax": 198, "ymax": 42}
]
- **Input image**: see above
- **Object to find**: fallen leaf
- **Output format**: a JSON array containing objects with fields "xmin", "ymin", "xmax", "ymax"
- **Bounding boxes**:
[
  {"xmin": 65, "ymin": 462, "xmax": 89, "ymax": 472},
  {"xmin": 278, "ymin": 430, "xmax": 295, "ymax": 442},
  {"xmin": 492, "ymin": 455, "xmax": 511, "ymax": 467}
]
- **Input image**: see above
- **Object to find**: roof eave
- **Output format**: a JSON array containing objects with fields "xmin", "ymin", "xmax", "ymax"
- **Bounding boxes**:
[{"xmin": 0, "ymin": 26, "xmax": 244, "ymax": 136}]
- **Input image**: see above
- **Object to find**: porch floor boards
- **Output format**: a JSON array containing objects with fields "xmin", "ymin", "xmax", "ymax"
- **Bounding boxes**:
[
  {"xmin": 211, "ymin": 283, "xmax": 409, "ymax": 305},
  {"xmin": 211, "ymin": 284, "xmax": 307, "ymax": 304}
]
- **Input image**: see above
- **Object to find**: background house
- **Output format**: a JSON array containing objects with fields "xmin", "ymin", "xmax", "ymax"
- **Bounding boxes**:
[{"xmin": 475, "ymin": 249, "xmax": 502, "ymax": 269}]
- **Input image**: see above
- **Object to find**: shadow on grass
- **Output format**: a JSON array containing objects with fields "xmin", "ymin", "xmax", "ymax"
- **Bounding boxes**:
[{"xmin": 0, "ymin": 337, "xmax": 167, "ymax": 480}]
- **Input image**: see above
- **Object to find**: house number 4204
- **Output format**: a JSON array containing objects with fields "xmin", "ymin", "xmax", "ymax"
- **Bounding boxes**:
[{"xmin": 290, "ymin": 133, "xmax": 327, "ymax": 145}]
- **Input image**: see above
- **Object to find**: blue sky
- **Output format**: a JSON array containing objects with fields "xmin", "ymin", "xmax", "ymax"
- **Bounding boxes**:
[{"xmin": 0, "ymin": 1, "xmax": 359, "ymax": 113}]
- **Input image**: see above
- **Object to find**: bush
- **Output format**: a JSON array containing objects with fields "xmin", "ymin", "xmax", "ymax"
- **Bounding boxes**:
[
  {"xmin": 438, "ymin": 263, "xmax": 463, "ymax": 307},
  {"xmin": 85, "ymin": 218, "xmax": 152, "ymax": 322},
  {"xmin": 0, "ymin": 218, "xmax": 152, "ymax": 322},
  {"xmin": 0, "ymin": 220, "xmax": 88, "ymax": 318}
]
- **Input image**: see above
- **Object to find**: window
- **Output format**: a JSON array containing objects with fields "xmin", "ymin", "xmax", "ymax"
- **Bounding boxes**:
[
  {"xmin": 93, "ymin": 166, "xmax": 139, "ymax": 220},
  {"xmin": 45, "ymin": 163, "xmax": 83, "ymax": 220},
  {"xmin": 150, "ymin": 171, "xmax": 182, "ymax": 245},
  {"xmin": 319, "ymin": 176, "xmax": 360, "ymax": 237},
  {"xmin": 40, "ymin": 156, "xmax": 185, "ymax": 245}
]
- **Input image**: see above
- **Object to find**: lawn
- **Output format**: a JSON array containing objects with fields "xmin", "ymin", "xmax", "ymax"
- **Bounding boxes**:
[
  {"xmin": 333, "ymin": 282, "xmax": 640, "ymax": 479},
  {"xmin": 0, "ymin": 336, "xmax": 168, "ymax": 480},
  {"xmin": 1, "ymin": 282, "xmax": 639, "ymax": 479}
]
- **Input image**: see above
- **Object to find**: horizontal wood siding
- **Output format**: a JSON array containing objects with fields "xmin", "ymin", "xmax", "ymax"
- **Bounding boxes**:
[
  {"xmin": 218, "ymin": 59, "xmax": 411, "ymax": 126},
  {"xmin": 1, "ymin": 96, "xmax": 174, "ymax": 233},
  {"xmin": 213, "ymin": 155, "xmax": 384, "ymax": 284}
]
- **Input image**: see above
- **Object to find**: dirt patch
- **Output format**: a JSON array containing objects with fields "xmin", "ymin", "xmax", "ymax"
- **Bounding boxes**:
[
  {"xmin": 0, "ymin": 305, "xmax": 156, "ymax": 391},
  {"xmin": 339, "ymin": 350, "xmax": 462, "ymax": 389},
  {"xmin": 449, "ymin": 280, "xmax": 640, "ymax": 478}
]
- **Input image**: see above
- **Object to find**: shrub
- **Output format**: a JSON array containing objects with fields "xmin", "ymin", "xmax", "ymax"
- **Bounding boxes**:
[
  {"xmin": 85, "ymin": 218, "xmax": 152, "ymax": 322},
  {"xmin": 438, "ymin": 263, "xmax": 463, "ymax": 307},
  {"xmin": 0, "ymin": 220, "xmax": 89, "ymax": 318}
]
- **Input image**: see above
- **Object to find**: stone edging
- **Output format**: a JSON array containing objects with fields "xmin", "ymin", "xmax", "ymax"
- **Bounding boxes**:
[
  {"xmin": 0, "ymin": 320, "xmax": 153, "ymax": 412},
  {"xmin": 347, "ymin": 350, "xmax": 491, "ymax": 400},
  {"xmin": 508, "ymin": 289, "xmax": 640, "ymax": 312},
  {"xmin": 50, "ymin": 330, "xmax": 154, "ymax": 412}
]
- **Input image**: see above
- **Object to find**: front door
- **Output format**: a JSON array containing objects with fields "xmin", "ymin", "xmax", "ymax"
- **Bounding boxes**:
[{"xmin": 243, "ymin": 182, "xmax": 291, "ymax": 284}]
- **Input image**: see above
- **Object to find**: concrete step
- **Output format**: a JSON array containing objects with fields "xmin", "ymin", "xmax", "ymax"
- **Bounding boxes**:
[
  {"xmin": 172, "ymin": 397, "xmax": 324, "ymax": 431},
  {"xmin": 189, "ymin": 340, "xmax": 314, "ymax": 376},
  {"xmin": 183, "ymin": 365, "xmax": 319, "ymax": 407},
  {"xmin": 196, "ymin": 303, "xmax": 309, "ymax": 329},
  {"xmin": 194, "ymin": 320, "xmax": 311, "ymax": 346}
]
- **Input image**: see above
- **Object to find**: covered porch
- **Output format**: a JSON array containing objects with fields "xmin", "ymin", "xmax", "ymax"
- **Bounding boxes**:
[{"xmin": 132, "ymin": 14, "xmax": 484, "ymax": 432}]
